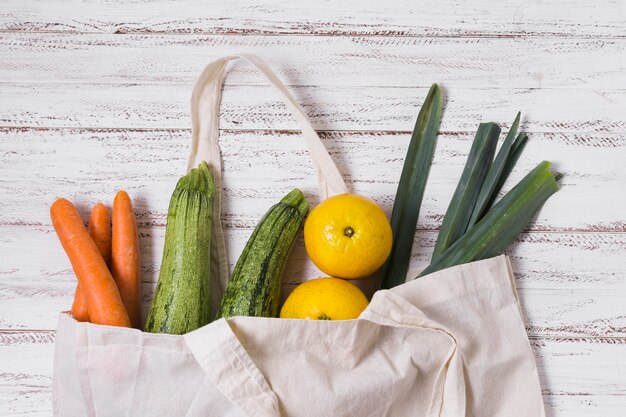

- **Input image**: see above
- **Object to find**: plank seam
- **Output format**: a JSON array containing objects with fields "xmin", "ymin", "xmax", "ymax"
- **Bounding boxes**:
[
  {"xmin": 1, "ymin": 29, "xmax": 625, "ymax": 40},
  {"xmin": 1, "ymin": 127, "xmax": 626, "ymax": 137}
]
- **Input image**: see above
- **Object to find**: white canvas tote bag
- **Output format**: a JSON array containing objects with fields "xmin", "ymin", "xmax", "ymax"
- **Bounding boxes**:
[{"xmin": 52, "ymin": 55, "xmax": 545, "ymax": 417}]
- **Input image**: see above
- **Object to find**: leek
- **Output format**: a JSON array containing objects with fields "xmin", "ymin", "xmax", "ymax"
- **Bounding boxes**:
[
  {"xmin": 496, "ymin": 132, "xmax": 528, "ymax": 194},
  {"xmin": 466, "ymin": 113, "xmax": 522, "ymax": 229},
  {"xmin": 379, "ymin": 84, "xmax": 443, "ymax": 289},
  {"xmin": 418, "ymin": 161, "xmax": 560, "ymax": 277},
  {"xmin": 430, "ymin": 122, "xmax": 501, "ymax": 262}
]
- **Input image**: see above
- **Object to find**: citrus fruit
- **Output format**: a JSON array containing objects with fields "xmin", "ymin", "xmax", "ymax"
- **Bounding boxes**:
[
  {"xmin": 304, "ymin": 193, "xmax": 392, "ymax": 279},
  {"xmin": 279, "ymin": 277, "xmax": 369, "ymax": 320}
]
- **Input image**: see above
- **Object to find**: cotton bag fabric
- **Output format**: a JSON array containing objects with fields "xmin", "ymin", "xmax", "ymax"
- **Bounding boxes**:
[{"xmin": 52, "ymin": 55, "xmax": 545, "ymax": 416}]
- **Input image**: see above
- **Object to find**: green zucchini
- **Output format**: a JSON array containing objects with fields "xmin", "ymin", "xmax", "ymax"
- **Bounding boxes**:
[
  {"xmin": 216, "ymin": 188, "xmax": 308, "ymax": 319},
  {"xmin": 144, "ymin": 162, "xmax": 214, "ymax": 334}
]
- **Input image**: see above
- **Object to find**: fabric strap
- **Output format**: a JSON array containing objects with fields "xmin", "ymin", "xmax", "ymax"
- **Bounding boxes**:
[{"xmin": 187, "ymin": 54, "xmax": 348, "ymax": 313}]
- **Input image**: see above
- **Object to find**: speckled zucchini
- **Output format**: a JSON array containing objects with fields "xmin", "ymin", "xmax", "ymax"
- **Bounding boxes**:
[
  {"xmin": 144, "ymin": 162, "xmax": 214, "ymax": 335},
  {"xmin": 216, "ymin": 188, "xmax": 308, "ymax": 319}
]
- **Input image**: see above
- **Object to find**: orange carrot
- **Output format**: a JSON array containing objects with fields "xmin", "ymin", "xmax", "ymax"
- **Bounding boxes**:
[
  {"xmin": 71, "ymin": 203, "xmax": 112, "ymax": 322},
  {"xmin": 70, "ymin": 287, "xmax": 89, "ymax": 322},
  {"xmin": 50, "ymin": 198, "xmax": 131, "ymax": 328},
  {"xmin": 90, "ymin": 203, "xmax": 112, "ymax": 266},
  {"xmin": 111, "ymin": 191, "xmax": 141, "ymax": 328}
]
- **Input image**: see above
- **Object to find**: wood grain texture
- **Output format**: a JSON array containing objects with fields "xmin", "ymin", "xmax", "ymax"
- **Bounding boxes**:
[
  {"xmin": 1, "ymin": 225, "xmax": 624, "ymax": 338},
  {"xmin": 2, "ymin": 280, "xmax": 626, "ymax": 338},
  {"xmin": 1, "ymin": 0, "xmax": 625, "ymax": 38},
  {"xmin": 1, "ymin": 128, "xmax": 623, "ymax": 232},
  {"xmin": 2, "ymin": 225, "xmax": 625, "ymax": 289},
  {"xmin": 543, "ymin": 395, "xmax": 626, "ymax": 417},
  {"xmin": 2, "ymin": 83, "xmax": 625, "ymax": 133},
  {"xmin": 1, "ymin": 34, "xmax": 625, "ymax": 88},
  {"xmin": 0, "ymin": 332, "xmax": 624, "ymax": 416}
]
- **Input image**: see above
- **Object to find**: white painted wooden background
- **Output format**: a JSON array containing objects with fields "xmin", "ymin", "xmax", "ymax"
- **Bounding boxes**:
[{"xmin": 1, "ymin": 0, "xmax": 625, "ymax": 415}]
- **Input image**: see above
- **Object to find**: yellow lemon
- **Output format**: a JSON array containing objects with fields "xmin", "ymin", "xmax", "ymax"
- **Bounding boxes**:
[
  {"xmin": 304, "ymin": 193, "xmax": 392, "ymax": 279},
  {"xmin": 280, "ymin": 277, "xmax": 369, "ymax": 320}
]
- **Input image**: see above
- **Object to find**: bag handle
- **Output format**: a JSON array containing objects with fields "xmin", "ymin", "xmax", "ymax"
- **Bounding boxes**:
[{"xmin": 187, "ymin": 54, "xmax": 349, "ymax": 314}]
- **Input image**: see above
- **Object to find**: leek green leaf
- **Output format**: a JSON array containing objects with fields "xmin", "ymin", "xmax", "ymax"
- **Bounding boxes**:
[
  {"xmin": 431, "ymin": 122, "xmax": 501, "ymax": 262},
  {"xmin": 467, "ymin": 113, "xmax": 522, "ymax": 229},
  {"xmin": 379, "ymin": 84, "xmax": 443, "ymax": 289},
  {"xmin": 418, "ymin": 161, "xmax": 560, "ymax": 277}
]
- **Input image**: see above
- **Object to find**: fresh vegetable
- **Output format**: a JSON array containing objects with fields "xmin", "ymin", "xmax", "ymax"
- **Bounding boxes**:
[
  {"xmin": 373, "ymin": 94, "xmax": 560, "ymax": 283},
  {"xmin": 418, "ymin": 161, "xmax": 560, "ymax": 277},
  {"xmin": 90, "ymin": 203, "xmax": 112, "ymax": 266},
  {"xmin": 217, "ymin": 188, "xmax": 308, "ymax": 319},
  {"xmin": 111, "ymin": 191, "xmax": 141, "ymax": 328},
  {"xmin": 71, "ymin": 203, "xmax": 111, "ymax": 322},
  {"xmin": 466, "ymin": 113, "xmax": 522, "ymax": 229},
  {"xmin": 380, "ymin": 84, "xmax": 443, "ymax": 289},
  {"xmin": 280, "ymin": 277, "xmax": 368, "ymax": 320},
  {"xmin": 431, "ymin": 122, "xmax": 501, "ymax": 262},
  {"xmin": 495, "ymin": 132, "xmax": 528, "ymax": 196},
  {"xmin": 304, "ymin": 193, "xmax": 392, "ymax": 279},
  {"xmin": 144, "ymin": 163, "xmax": 214, "ymax": 335},
  {"xmin": 50, "ymin": 198, "xmax": 131, "ymax": 328},
  {"xmin": 70, "ymin": 288, "xmax": 89, "ymax": 322}
]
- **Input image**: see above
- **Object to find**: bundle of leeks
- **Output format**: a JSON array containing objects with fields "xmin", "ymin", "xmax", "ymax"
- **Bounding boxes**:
[{"xmin": 380, "ymin": 84, "xmax": 560, "ymax": 288}]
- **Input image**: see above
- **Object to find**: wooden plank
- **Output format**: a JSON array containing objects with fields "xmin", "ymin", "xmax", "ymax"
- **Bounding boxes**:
[
  {"xmin": 0, "ymin": 331, "xmax": 54, "ymax": 417},
  {"xmin": 2, "ymin": 279, "xmax": 624, "ymax": 337},
  {"xmin": 1, "ymin": 0, "xmax": 624, "ymax": 38},
  {"xmin": 1, "ymin": 225, "xmax": 624, "ymax": 336},
  {"xmin": 2, "ymin": 224, "xmax": 625, "ymax": 290},
  {"xmin": 531, "ymin": 337, "xmax": 626, "ymax": 396},
  {"xmin": 1, "ymin": 33, "xmax": 625, "ymax": 88},
  {"xmin": 0, "ymin": 331, "xmax": 624, "ymax": 417},
  {"xmin": 1, "ymin": 83, "xmax": 625, "ymax": 133},
  {"xmin": 1, "ymin": 128, "xmax": 623, "ymax": 232},
  {"xmin": 543, "ymin": 395, "xmax": 626, "ymax": 417}
]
